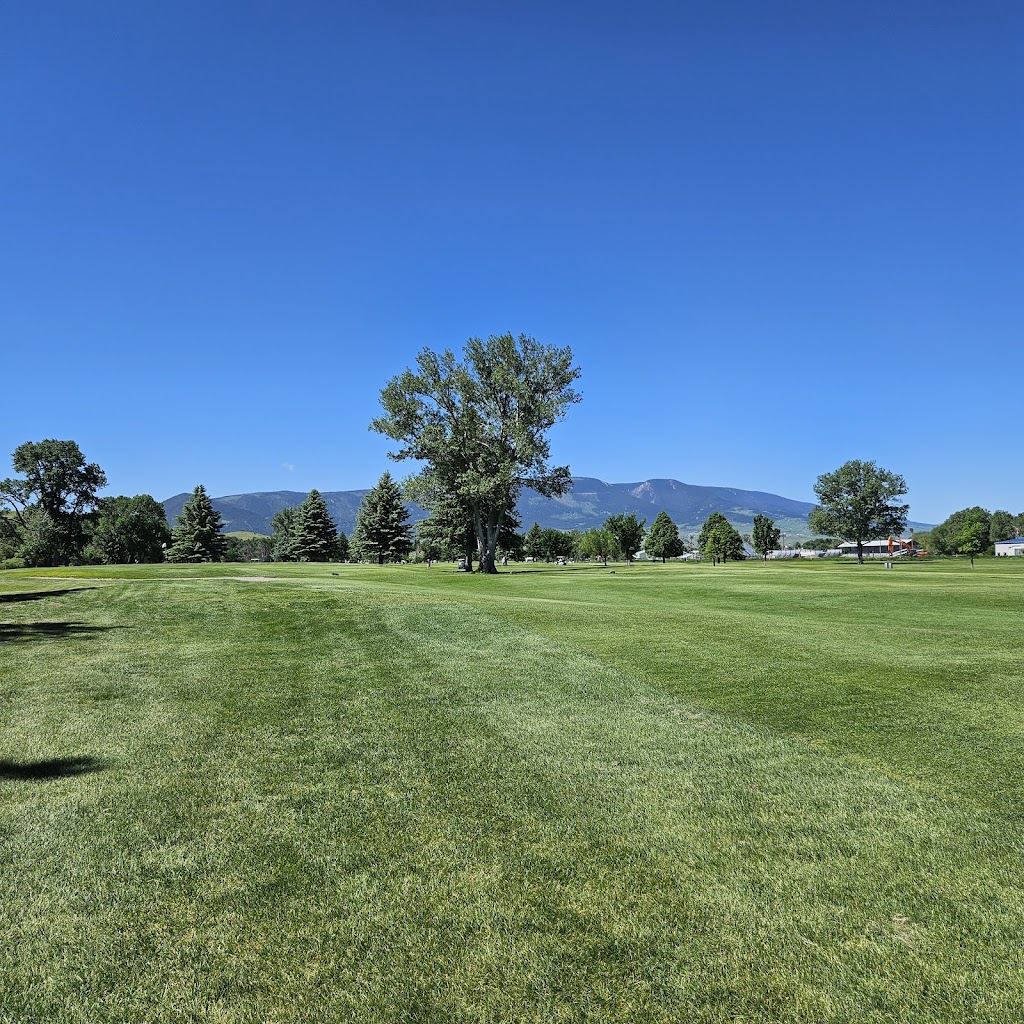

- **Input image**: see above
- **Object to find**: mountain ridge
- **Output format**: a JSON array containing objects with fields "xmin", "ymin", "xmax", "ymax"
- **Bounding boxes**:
[{"xmin": 163, "ymin": 477, "xmax": 932, "ymax": 540}]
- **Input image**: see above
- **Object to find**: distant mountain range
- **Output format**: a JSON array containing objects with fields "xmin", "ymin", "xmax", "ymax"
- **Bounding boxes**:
[{"xmin": 163, "ymin": 477, "xmax": 932, "ymax": 540}]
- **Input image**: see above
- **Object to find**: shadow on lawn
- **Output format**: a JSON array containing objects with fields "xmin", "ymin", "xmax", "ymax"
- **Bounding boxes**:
[
  {"xmin": 0, "ymin": 756, "xmax": 105, "ymax": 781},
  {"xmin": 0, "ymin": 622, "xmax": 126, "ymax": 643},
  {"xmin": 0, "ymin": 587, "xmax": 97, "ymax": 604}
]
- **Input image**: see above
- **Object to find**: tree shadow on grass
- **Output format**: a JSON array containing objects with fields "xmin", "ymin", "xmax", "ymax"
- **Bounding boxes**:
[
  {"xmin": 0, "ymin": 622, "xmax": 126, "ymax": 643},
  {"xmin": 0, "ymin": 756, "xmax": 105, "ymax": 781},
  {"xmin": 0, "ymin": 587, "xmax": 97, "ymax": 604}
]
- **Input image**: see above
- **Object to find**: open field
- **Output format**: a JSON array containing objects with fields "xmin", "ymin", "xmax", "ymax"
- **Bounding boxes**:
[{"xmin": 2, "ymin": 558, "xmax": 1022, "ymax": 1022}]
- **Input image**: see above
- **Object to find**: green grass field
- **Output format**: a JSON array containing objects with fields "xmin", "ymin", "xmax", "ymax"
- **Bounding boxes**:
[{"xmin": 1, "ymin": 558, "xmax": 1022, "ymax": 1022}]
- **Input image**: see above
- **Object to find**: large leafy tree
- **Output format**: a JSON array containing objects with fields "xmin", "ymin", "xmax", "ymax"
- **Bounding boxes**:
[
  {"xmin": 0, "ymin": 439, "xmax": 107, "ymax": 565},
  {"xmin": 351, "ymin": 471, "xmax": 412, "ymax": 564},
  {"xmin": 926, "ymin": 506, "xmax": 990, "ymax": 557},
  {"xmin": 989, "ymin": 510, "xmax": 1016, "ymax": 545},
  {"xmin": 957, "ymin": 520, "xmax": 987, "ymax": 568},
  {"xmin": 87, "ymin": 494, "xmax": 170, "ymax": 564},
  {"xmin": 165, "ymin": 485, "xmax": 227, "ymax": 562},
  {"xmin": 751, "ymin": 514, "xmax": 781, "ymax": 565},
  {"xmin": 604, "ymin": 513, "xmax": 645, "ymax": 565},
  {"xmin": 808, "ymin": 460, "xmax": 909, "ymax": 564},
  {"xmin": 292, "ymin": 488, "xmax": 340, "ymax": 562},
  {"xmin": 645, "ymin": 511, "xmax": 684, "ymax": 563},
  {"xmin": 577, "ymin": 527, "xmax": 618, "ymax": 566},
  {"xmin": 523, "ymin": 523, "xmax": 546, "ymax": 561},
  {"xmin": 371, "ymin": 333, "xmax": 581, "ymax": 574},
  {"xmin": 701, "ymin": 518, "xmax": 745, "ymax": 565}
]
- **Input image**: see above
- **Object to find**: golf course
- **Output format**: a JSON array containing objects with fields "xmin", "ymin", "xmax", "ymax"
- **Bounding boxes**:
[{"xmin": 1, "ymin": 558, "xmax": 1021, "ymax": 1022}]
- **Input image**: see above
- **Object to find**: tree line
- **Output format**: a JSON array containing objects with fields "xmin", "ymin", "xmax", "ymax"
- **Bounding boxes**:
[{"xmin": 6, "ymin": 334, "xmax": 1005, "ymax": 572}]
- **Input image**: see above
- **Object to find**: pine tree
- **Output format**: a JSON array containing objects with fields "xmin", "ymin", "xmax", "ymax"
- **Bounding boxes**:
[
  {"xmin": 165, "ymin": 485, "xmax": 227, "ymax": 562},
  {"xmin": 292, "ymin": 488, "xmax": 339, "ymax": 562},
  {"xmin": 352, "ymin": 471, "xmax": 412, "ymax": 564},
  {"xmin": 645, "ymin": 511, "xmax": 684, "ymax": 563},
  {"xmin": 336, "ymin": 531, "xmax": 349, "ymax": 562}
]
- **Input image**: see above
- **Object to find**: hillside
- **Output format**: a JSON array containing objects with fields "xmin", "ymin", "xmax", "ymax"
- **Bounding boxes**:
[{"xmin": 163, "ymin": 477, "xmax": 931, "ymax": 540}]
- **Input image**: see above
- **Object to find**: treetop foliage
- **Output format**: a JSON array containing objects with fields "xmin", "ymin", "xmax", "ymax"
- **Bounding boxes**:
[
  {"xmin": 165, "ymin": 485, "xmax": 227, "ymax": 563},
  {"xmin": 751, "ymin": 514, "xmax": 781, "ymax": 563},
  {"xmin": 808, "ymin": 460, "xmax": 908, "ymax": 563},
  {"xmin": 645, "ymin": 511, "xmax": 684, "ymax": 563},
  {"xmin": 1, "ymin": 439, "xmax": 108, "ymax": 566},
  {"xmin": 352, "ymin": 471, "xmax": 412, "ymax": 564},
  {"xmin": 371, "ymin": 333, "xmax": 580, "ymax": 573}
]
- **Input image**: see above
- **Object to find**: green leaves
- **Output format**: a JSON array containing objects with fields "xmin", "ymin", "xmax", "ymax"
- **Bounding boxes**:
[
  {"xmin": 0, "ymin": 439, "xmax": 107, "ymax": 566},
  {"xmin": 751, "ymin": 514, "xmax": 781, "ymax": 563},
  {"xmin": 809, "ymin": 460, "xmax": 909, "ymax": 562},
  {"xmin": 371, "ymin": 333, "xmax": 581, "ymax": 573},
  {"xmin": 645, "ymin": 511, "xmax": 684, "ymax": 563},
  {"xmin": 604, "ymin": 513, "xmax": 645, "ymax": 564},
  {"xmin": 698, "ymin": 512, "xmax": 744, "ymax": 564}
]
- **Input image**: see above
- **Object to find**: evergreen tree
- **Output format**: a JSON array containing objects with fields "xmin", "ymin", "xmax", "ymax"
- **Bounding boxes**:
[
  {"xmin": 292, "ymin": 488, "xmax": 339, "ymax": 561},
  {"xmin": 352, "ymin": 471, "xmax": 412, "ymax": 564},
  {"xmin": 645, "ymin": 511, "xmax": 684, "ymax": 563},
  {"xmin": 336, "ymin": 531, "xmax": 350, "ymax": 562},
  {"xmin": 165, "ymin": 485, "xmax": 227, "ymax": 562}
]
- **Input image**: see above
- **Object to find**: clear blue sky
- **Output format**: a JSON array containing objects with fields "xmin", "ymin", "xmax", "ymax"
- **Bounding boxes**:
[{"xmin": 3, "ymin": 1, "xmax": 1020, "ymax": 523}]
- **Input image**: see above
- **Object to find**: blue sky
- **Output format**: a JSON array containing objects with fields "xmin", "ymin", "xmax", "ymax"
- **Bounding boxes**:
[{"xmin": 3, "ymin": 1, "xmax": 1020, "ymax": 523}]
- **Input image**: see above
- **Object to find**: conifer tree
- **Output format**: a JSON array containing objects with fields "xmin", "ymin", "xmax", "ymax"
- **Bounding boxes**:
[
  {"xmin": 645, "ymin": 511, "xmax": 684, "ymax": 563},
  {"xmin": 165, "ymin": 485, "xmax": 227, "ymax": 562},
  {"xmin": 292, "ymin": 488, "xmax": 339, "ymax": 562},
  {"xmin": 336, "ymin": 531, "xmax": 349, "ymax": 562},
  {"xmin": 352, "ymin": 471, "xmax": 411, "ymax": 564}
]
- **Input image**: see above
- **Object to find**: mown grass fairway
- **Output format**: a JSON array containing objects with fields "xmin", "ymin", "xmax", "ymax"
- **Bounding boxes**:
[{"xmin": 2, "ymin": 559, "xmax": 1022, "ymax": 1022}]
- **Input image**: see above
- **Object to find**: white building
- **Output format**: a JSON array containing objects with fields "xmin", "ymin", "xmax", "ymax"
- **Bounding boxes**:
[
  {"xmin": 838, "ymin": 537, "xmax": 920, "ymax": 558},
  {"xmin": 995, "ymin": 537, "xmax": 1024, "ymax": 557}
]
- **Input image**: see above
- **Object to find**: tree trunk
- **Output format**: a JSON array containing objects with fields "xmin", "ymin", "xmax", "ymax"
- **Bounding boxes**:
[
  {"xmin": 474, "ymin": 506, "xmax": 502, "ymax": 574},
  {"xmin": 856, "ymin": 540, "xmax": 864, "ymax": 564}
]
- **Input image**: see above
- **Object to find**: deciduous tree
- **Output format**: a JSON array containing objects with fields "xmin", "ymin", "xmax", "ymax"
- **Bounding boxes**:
[
  {"xmin": 87, "ymin": 494, "xmax": 170, "ymax": 564},
  {"xmin": 698, "ymin": 512, "xmax": 744, "ymax": 564},
  {"xmin": 989, "ymin": 510, "xmax": 1016, "ymax": 544},
  {"xmin": 0, "ymin": 439, "xmax": 107, "ymax": 565},
  {"xmin": 645, "ymin": 511, "xmax": 684, "ymax": 563},
  {"xmin": 271, "ymin": 506, "xmax": 300, "ymax": 561},
  {"xmin": 371, "ymin": 333, "xmax": 581, "ymax": 574},
  {"xmin": 577, "ymin": 527, "xmax": 618, "ymax": 566},
  {"xmin": 958, "ymin": 520, "xmax": 987, "ymax": 568},
  {"xmin": 604, "ymin": 513, "xmax": 645, "ymax": 565},
  {"xmin": 808, "ymin": 460, "xmax": 909, "ymax": 564},
  {"xmin": 751, "ymin": 514, "xmax": 781, "ymax": 564}
]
